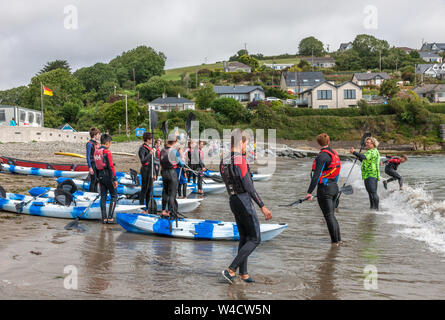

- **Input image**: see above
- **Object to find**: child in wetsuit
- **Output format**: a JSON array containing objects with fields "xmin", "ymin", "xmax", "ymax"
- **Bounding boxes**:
[{"xmin": 383, "ymin": 155, "xmax": 407, "ymax": 190}]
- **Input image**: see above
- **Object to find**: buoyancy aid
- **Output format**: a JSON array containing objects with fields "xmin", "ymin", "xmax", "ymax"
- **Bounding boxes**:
[
  {"xmin": 312, "ymin": 149, "xmax": 341, "ymax": 184},
  {"xmin": 220, "ymin": 154, "xmax": 247, "ymax": 196}
]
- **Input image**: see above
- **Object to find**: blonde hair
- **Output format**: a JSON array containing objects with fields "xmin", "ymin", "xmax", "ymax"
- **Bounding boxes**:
[{"xmin": 366, "ymin": 137, "xmax": 379, "ymax": 148}]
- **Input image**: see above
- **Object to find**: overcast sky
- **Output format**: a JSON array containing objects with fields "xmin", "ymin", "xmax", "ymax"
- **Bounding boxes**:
[{"xmin": 1, "ymin": 0, "xmax": 444, "ymax": 90}]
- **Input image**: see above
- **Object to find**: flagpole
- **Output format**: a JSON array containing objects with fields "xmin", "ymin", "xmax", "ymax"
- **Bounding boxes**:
[{"xmin": 40, "ymin": 82, "xmax": 44, "ymax": 127}]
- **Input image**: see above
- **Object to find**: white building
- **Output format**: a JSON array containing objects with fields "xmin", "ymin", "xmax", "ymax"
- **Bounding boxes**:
[
  {"xmin": 0, "ymin": 105, "xmax": 42, "ymax": 127},
  {"xmin": 148, "ymin": 94, "xmax": 195, "ymax": 112},
  {"xmin": 213, "ymin": 86, "xmax": 265, "ymax": 102}
]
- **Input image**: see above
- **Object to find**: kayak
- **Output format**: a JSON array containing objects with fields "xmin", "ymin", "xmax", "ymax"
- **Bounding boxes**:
[
  {"xmin": 56, "ymin": 178, "xmax": 192, "ymax": 197},
  {"xmin": 0, "ymin": 163, "xmax": 89, "ymax": 179},
  {"xmin": 204, "ymin": 169, "xmax": 272, "ymax": 182},
  {"xmin": 187, "ymin": 182, "xmax": 226, "ymax": 194},
  {"xmin": 0, "ymin": 194, "xmax": 144, "ymax": 219},
  {"xmin": 0, "ymin": 156, "xmax": 89, "ymax": 171},
  {"xmin": 28, "ymin": 187, "xmax": 202, "ymax": 213},
  {"xmin": 54, "ymin": 152, "xmax": 86, "ymax": 159},
  {"xmin": 116, "ymin": 213, "xmax": 288, "ymax": 241}
]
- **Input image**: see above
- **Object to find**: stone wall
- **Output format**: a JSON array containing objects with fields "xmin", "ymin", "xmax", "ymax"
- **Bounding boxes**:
[{"xmin": 0, "ymin": 126, "xmax": 89, "ymax": 143}]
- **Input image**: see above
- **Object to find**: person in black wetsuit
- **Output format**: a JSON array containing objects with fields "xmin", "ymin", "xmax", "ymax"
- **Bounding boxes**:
[
  {"xmin": 94, "ymin": 134, "xmax": 118, "ymax": 224},
  {"xmin": 138, "ymin": 132, "xmax": 156, "ymax": 213},
  {"xmin": 220, "ymin": 129, "xmax": 272, "ymax": 284},
  {"xmin": 160, "ymin": 134, "xmax": 184, "ymax": 217},
  {"xmin": 306, "ymin": 133, "xmax": 343, "ymax": 247},
  {"xmin": 86, "ymin": 127, "xmax": 101, "ymax": 192},
  {"xmin": 383, "ymin": 155, "xmax": 407, "ymax": 190}
]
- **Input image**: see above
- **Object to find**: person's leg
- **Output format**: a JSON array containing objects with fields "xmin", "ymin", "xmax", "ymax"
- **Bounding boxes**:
[
  {"xmin": 98, "ymin": 179, "xmax": 108, "ymax": 223},
  {"xmin": 364, "ymin": 179, "xmax": 374, "ymax": 209},
  {"xmin": 182, "ymin": 183, "xmax": 187, "ymax": 198},
  {"xmin": 317, "ymin": 183, "xmax": 341, "ymax": 244},
  {"xmin": 228, "ymin": 195, "xmax": 261, "ymax": 277},
  {"xmin": 169, "ymin": 170, "xmax": 179, "ymax": 216},
  {"xmin": 197, "ymin": 171, "xmax": 203, "ymax": 193},
  {"xmin": 367, "ymin": 178, "xmax": 379, "ymax": 210},
  {"xmin": 146, "ymin": 173, "xmax": 154, "ymax": 213},
  {"xmin": 161, "ymin": 170, "xmax": 169, "ymax": 214},
  {"xmin": 107, "ymin": 179, "xmax": 118, "ymax": 222},
  {"xmin": 140, "ymin": 166, "xmax": 149, "ymax": 208}
]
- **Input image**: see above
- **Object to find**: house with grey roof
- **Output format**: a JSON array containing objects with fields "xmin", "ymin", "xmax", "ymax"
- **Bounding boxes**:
[
  {"xmin": 213, "ymin": 86, "xmax": 264, "ymax": 102},
  {"xmin": 280, "ymin": 72, "xmax": 326, "ymax": 94},
  {"xmin": 223, "ymin": 61, "xmax": 251, "ymax": 73},
  {"xmin": 300, "ymin": 56, "xmax": 336, "ymax": 68},
  {"xmin": 148, "ymin": 94, "xmax": 195, "ymax": 112},
  {"xmin": 413, "ymin": 84, "xmax": 445, "ymax": 103},
  {"xmin": 420, "ymin": 43, "xmax": 445, "ymax": 53},
  {"xmin": 299, "ymin": 81, "xmax": 362, "ymax": 109},
  {"xmin": 339, "ymin": 42, "xmax": 353, "ymax": 52},
  {"xmin": 416, "ymin": 64, "xmax": 445, "ymax": 79},
  {"xmin": 419, "ymin": 51, "xmax": 443, "ymax": 63},
  {"xmin": 263, "ymin": 63, "xmax": 293, "ymax": 71},
  {"xmin": 352, "ymin": 72, "xmax": 391, "ymax": 87}
]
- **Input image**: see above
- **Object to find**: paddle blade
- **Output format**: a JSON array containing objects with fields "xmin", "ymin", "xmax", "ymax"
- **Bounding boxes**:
[
  {"xmin": 360, "ymin": 132, "xmax": 372, "ymax": 148},
  {"xmin": 161, "ymin": 120, "xmax": 168, "ymax": 139},
  {"xmin": 15, "ymin": 202, "xmax": 24, "ymax": 212},
  {"xmin": 340, "ymin": 185, "xmax": 354, "ymax": 195},
  {"xmin": 150, "ymin": 110, "xmax": 158, "ymax": 132},
  {"xmin": 64, "ymin": 219, "xmax": 79, "ymax": 230},
  {"xmin": 0, "ymin": 185, "xmax": 6, "ymax": 198}
]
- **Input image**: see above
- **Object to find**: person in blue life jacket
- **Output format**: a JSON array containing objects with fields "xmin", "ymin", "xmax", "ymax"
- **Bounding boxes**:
[
  {"xmin": 86, "ymin": 127, "xmax": 101, "ymax": 192},
  {"xmin": 160, "ymin": 134, "xmax": 185, "ymax": 217},
  {"xmin": 306, "ymin": 133, "xmax": 343, "ymax": 247}
]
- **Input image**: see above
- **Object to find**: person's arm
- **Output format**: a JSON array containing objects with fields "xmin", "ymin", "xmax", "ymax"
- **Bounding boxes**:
[
  {"xmin": 353, "ymin": 151, "xmax": 367, "ymax": 162},
  {"xmin": 139, "ymin": 147, "xmax": 151, "ymax": 166},
  {"xmin": 307, "ymin": 154, "xmax": 329, "ymax": 195},
  {"xmin": 176, "ymin": 150, "xmax": 185, "ymax": 167},
  {"xmin": 105, "ymin": 151, "xmax": 117, "ymax": 180},
  {"xmin": 86, "ymin": 143, "xmax": 93, "ymax": 168}
]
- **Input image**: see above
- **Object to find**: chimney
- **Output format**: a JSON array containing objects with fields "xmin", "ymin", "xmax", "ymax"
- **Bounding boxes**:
[
  {"xmin": 162, "ymin": 92, "xmax": 166, "ymax": 99},
  {"xmin": 178, "ymin": 93, "xmax": 181, "ymax": 98}
]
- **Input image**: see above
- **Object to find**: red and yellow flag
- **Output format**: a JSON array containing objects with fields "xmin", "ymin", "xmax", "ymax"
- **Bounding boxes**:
[{"xmin": 43, "ymin": 85, "xmax": 53, "ymax": 96}]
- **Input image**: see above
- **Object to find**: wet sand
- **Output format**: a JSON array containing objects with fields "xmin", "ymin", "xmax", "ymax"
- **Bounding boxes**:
[{"xmin": 1, "ymin": 143, "xmax": 445, "ymax": 300}]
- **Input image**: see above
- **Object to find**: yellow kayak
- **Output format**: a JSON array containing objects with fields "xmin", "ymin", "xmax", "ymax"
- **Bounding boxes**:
[{"xmin": 54, "ymin": 152, "xmax": 86, "ymax": 159}]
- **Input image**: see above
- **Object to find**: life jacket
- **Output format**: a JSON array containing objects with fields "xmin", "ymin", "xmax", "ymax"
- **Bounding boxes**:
[
  {"xmin": 220, "ymin": 155, "xmax": 246, "ymax": 196},
  {"xmin": 141, "ymin": 144, "xmax": 152, "ymax": 166},
  {"xmin": 160, "ymin": 147, "xmax": 178, "ymax": 170},
  {"xmin": 94, "ymin": 147, "xmax": 107, "ymax": 170},
  {"xmin": 312, "ymin": 149, "xmax": 341, "ymax": 184},
  {"xmin": 385, "ymin": 156, "xmax": 401, "ymax": 170},
  {"xmin": 87, "ymin": 140, "xmax": 98, "ymax": 166}
]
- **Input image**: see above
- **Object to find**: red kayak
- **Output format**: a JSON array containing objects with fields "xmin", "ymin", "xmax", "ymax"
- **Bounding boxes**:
[{"xmin": 0, "ymin": 156, "xmax": 89, "ymax": 171}]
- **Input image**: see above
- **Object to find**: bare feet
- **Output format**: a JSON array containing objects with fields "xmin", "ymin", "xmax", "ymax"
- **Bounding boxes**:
[{"xmin": 332, "ymin": 241, "xmax": 344, "ymax": 247}]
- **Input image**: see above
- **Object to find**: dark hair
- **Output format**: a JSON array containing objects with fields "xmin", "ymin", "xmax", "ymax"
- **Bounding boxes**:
[
  {"xmin": 143, "ymin": 132, "xmax": 153, "ymax": 142},
  {"xmin": 89, "ymin": 127, "xmax": 100, "ymax": 138},
  {"xmin": 100, "ymin": 133, "xmax": 113, "ymax": 145}
]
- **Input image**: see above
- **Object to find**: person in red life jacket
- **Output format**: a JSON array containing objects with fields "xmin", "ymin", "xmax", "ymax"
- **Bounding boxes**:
[
  {"xmin": 138, "ymin": 132, "xmax": 156, "ymax": 214},
  {"xmin": 86, "ymin": 127, "xmax": 101, "ymax": 192},
  {"xmin": 176, "ymin": 146, "xmax": 188, "ymax": 199},
  {"xmin": 191, "ymin": 140, "xmax": 207, "ymax": 194},
  {"xmin": 220, "ymin": 129, "xmax": 272, "ymax": 284},
  {"xmin": 306, "ymin": 133, "xmax": 343, "ymax": 247},
  {"xmin": 160, "ymin": 134, "xmax": 185, "ymax": 217},
  {"xmin": 383, "ymin": 154, "xmax": 407, "ymax": 190},
  {"xmin": 94, "ymin": 134, "xmax": 118, "ymax": 224},
  {"xmin": 154, "ymin": 139, "xmax": 162, "ymax": 178}
]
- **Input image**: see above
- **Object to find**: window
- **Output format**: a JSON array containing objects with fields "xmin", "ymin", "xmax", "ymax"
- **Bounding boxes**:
[
  {"xmin": 317, "ymin": 90, "xmax": 332, "ymax": 100},
  {"xmin": 36, "ymin": 114, "xmax": 41, "ymax": 125},
  {"xmin": 438, "ymin": 92, "xmax": 445, "ymax": 98},
  {"xmin": 28, "ymin": 113, "xmax": 34, "ymax": 124},
  {"xmin": 20, "ymin": 111, "xmax": 26, "ymax": 122},
  {"xmin": 344, "ymin": 89, "xmax": 356, "ymax": 99},
  {"xmin": 319, "ymin": 105, "xmax": 328, "ymax": 109},
  {"xmin": 0, "ymin": 110, "xmax": 5, "ymax": 122}
]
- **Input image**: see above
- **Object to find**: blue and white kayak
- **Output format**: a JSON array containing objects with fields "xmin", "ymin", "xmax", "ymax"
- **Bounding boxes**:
[
  {"xmin": 187, "ymin": 182, "xmax": 226, "ymax": 194},
  {"xmin": 116, "ymin": 213, "xmax": 288, "ymax": 241},
  {"xmin": 28, "ymin": 187, "xmax": 202, "ymax": 213},
  {"xmin": 0, "ymin": 163, "xmax": 88, "ymax": 179},
  {"xmin": 0, "ymin": 194, "xmax": 144, "ymax": 219},
  {"xmin": 204, "ymin": 169, "xmax": 272, "ymax": 182}
]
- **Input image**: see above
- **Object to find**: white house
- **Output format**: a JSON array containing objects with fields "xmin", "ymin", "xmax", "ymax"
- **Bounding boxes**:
[
  {"xmin": 148, "ymin": 94, "xmax": 195, "ymax": 112},
  {"xmin": 0, "ymin": 105, "xmax": 42, "ymax": 127},
  {"xmin": 300, "ymin": 81, "xmax": 363, "ymax": 109},
  {"xmin": 263, "ymin": 63, "xmax": 294, "ymax": 71}
]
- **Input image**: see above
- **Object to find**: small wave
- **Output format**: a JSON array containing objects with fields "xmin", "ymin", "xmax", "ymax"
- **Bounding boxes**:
[{"xmin": 381, "ymin": 185, "xmax": 445, "ymax": 255}]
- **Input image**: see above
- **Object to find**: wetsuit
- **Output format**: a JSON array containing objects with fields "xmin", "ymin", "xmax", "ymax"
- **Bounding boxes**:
[
  {"xmin": 86, "ymin": 139, "xmax": 99, "ymax": 192},
  {"xmin": 94, "ymin": 146, "xmax": 117, "ymax": 222},
  {"xmin": 191, "ymin": 147, "xmax": 205, "ymax": 190},
  {"xmin": 353, "ymin": 148, "xmax": 381, "ymax": 210},
  {"xmin": 177, "ymin": 166, "xmax": 188, "ymax": 197},
  {"xmin": 220, "ymin": 152, "xmax": 264, "ymax": 276},
  {"xmin": 154, "ymin": 146, "xmax": 161, "ymax": 177},
  {"xmin": 160, "ymin": 147, "xmax": 184, "ymax": 215},
  {"xmin": 308, "ymin": 147, "xmax": 341, "ymax": 244},
  {"xmin": 138, "ymin": 143, "xmax": 154, "ymax": 211},
  {"xmin": 384, "ymin": 157, "xmax": 403, "ymax": 188}
]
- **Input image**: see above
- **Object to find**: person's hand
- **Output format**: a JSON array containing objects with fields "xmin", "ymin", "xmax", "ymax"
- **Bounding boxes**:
[
  {"xmin": 153, "ymin": 175, "xmax": 157, "ymax": 181},
  {"xmin": 261, "ymin": 206, "xmax": 272, "ymax": 221},
  {"xmin": 150, "ymin": 149, "xmax": 155, "ymax": 155},
  {"xmin": 305, "ymin": 194, "xmax": 313, "ymax": 201},
  {"xmin": 203, "ymin": 168, "xmax": 207, "ymax": 172},
  {"xmin": 89, "ymin": 168, "xmax": 94, "ymax": 175},
  {"xmin": 114, "ymin": 181, "xmax": 118, "ymax": 188},
  {"xmin": 349, "ymin": 147, "xmax": 355, "ymax": 154}
]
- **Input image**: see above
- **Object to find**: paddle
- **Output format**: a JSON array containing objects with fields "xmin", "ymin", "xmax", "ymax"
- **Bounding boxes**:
[
  {"xmin": 15, "ymin": 189, "xmax": 51, "ymax": 213},
  {"xmin": 0, "ymin": 185, "xmax": 6, "ymax": 198},
  {"xmin": 64, "ymin": 194, "xmax": 100, "ymax": 230},
  {"xmin": 149, "ymin": 109, "xmax": 158, "ymax": 215},
  {"xmin": 335, "ymin": 132, "xmax": 371, "ymax": 208},
  {"xmin": 184, "ymin": 164, "xmax": 223, "ymax": 184},
  {"xmin": 161, "ymin": 120, "xmax": 169, "ymax": 143},
  {"xmin": 280, "ymin": 185, "xmax": 353, "ymax": 208}
]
